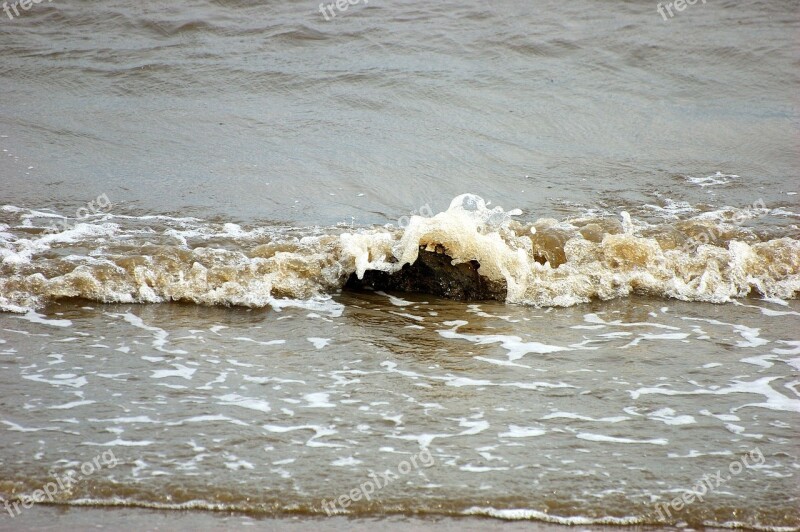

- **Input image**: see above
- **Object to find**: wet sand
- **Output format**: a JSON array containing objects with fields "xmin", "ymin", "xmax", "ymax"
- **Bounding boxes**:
[{"xmin": 0, "ymin": 504, "xmax": 673, "ymax": 532}]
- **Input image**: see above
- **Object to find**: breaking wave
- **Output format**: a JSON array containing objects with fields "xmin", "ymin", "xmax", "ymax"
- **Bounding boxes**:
[{"xmin": 1, "ymin": 194, "xmax": 798, "ymax": 313}]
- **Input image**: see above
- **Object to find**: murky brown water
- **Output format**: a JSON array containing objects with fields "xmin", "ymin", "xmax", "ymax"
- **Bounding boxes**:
[
  {"xmin": 1, "ymin": 0, "xmax": 798, "ymax": 529},
  {"xmin": 0, "ymin": 291, "xmax": 798, "ymax": 529}
]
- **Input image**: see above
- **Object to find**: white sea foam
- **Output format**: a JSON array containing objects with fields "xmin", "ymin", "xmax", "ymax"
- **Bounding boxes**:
[
  {"xmin": 216, "ymin": 393, "xmax": 272, "ymax": 413},
  {"xmin": 47, "ymin": 399, "xmax": 96, "ymax": 410},
  {"xmin": 303, "ymin": 392, "xmax": 335, "ymax": 408},
  {"xmin": 82, "ymin": 438, "xmax": 154, "ymax": 446},
  {"xmin": 646, "ymin": 407, "xmax": 696, "ymax": 426},
  {"xmin": 151, "ymin": 364, "xmax": 196, "ymax": 380},
  {"xmin": 307, "ymin": 337, "xmax": 331, "ymax": 349},
  {"xmin": 438, "ymin": 321, "xmax": 569, "ymax": 362},
  {"xmin": 630, "ymin": 376, "xmax": 800, "ymax": 413},
  {"xmin": 13, "ymin": 310, "xmax": 72, "ymax": 327},
  {"xmin": 1, "ymin": 194, "xmax": 798, "ymax": 313},
  {"xmin": 685, "ymin": 172, "xmax": 739, "ymax": 187},
  {"xmin": 498, "ymin": 425, "xmax": 546, "ymax": 438},
  {"xmin": 262, "ymin": 424, "xmax": 346, "ymax": 448},
  {"xmin": 23, "ymin": 373, "xmax": 87, "ymax": 388},
  {"xmin": 576, "ymin": 432, "xmax": 668, "ymax": 445},
  {"xmin": 463, "ymin": 506, "xmax": 642, "ymax": 525},
  {"xmin": 541, "ymin": 412, "xmax": 629, "ymax": 423}
]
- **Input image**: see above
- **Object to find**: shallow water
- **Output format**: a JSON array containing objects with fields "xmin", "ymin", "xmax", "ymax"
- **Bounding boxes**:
[
  {"xmin": 1, "ymin": 294, "xmax": 798, "ymax": 528},
  {"xmin": 1, "ymin": 0, "xmax": 799, "ymax": 529}
]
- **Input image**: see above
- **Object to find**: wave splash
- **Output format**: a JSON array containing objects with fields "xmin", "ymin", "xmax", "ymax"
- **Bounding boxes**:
[{"xmin": 1, "ymin": 194, "xmax": 798, "ymax": 313}]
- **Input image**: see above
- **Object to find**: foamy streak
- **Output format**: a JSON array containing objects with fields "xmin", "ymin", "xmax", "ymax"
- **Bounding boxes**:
[
  {"xmin": 0, "ymin": 194, "xmax": 798, "ymax": 312},
  {"xmin": 463, "ymin": 507, "xmax": 799, "ymax": 531},
  {"xmin": 345, "ymin": 194, "xmax": 799, "ymax": 307},
  {"xmin": 463, "ymin": 506, "xmax": 643, "ymax": 526}
]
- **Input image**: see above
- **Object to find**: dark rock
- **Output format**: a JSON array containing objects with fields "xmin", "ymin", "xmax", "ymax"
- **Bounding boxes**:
[{"xmin": 345, "ymin": 248, "xmax": 507, "ymax": 301}]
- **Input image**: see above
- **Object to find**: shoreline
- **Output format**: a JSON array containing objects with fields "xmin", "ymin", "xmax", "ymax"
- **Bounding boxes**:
[
  {"xmin": 0, "ymin": 504, "xmax": 632, "ymax": 531},
  {"xmin": 2, "ymin": 503, "xmax": 791, "ymax": 532}
]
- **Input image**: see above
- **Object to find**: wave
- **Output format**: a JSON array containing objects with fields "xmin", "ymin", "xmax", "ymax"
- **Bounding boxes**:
[{"xmin": 1, "ymin": 194, "xmax": 798, "ymax": 313}]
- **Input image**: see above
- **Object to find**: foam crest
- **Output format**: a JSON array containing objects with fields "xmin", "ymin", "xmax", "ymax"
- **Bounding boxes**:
[
  {"xmin": 347, "ymin": 194, "xmax": 799, "ymax": 307},
  {"xmin": 340, "ymin": 195, "xmax": 523, "ymax": 300},
  {"xmin": 0, "ymin": 195, "xmax": 797, "ymax": 312}
]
